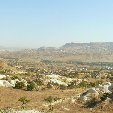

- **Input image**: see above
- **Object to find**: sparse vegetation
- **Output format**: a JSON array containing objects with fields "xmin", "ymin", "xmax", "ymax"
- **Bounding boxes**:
[
  {"xmin": 1, "ymin": 45, "xmax": 113, "ymax": 113},
  {"xmin": 44, "ymin": 96, "xmax": 61, "ymax": 112},
  {"xmin": 18, "ymin": 96, "xmax": 30, "ymax": 109},
  {"xmin": 100, "ymin": 93, "xmax": 110, "ymax": 101},
  {"xmin": 85, "ymin": 98, "xmax": 98, "ymax": 108},
  {"xmin": 14, "ymin": 81, "xmax": 25, "ymax": 89},
  {"xmin": 27, "ymin": 81, "xmax": 36, "ymax": 91}
]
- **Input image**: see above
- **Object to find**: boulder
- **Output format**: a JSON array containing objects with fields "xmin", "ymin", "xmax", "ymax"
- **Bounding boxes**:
[{"xmin": 0, "ymin": 80, "xmax": 12, "ymax": 87}]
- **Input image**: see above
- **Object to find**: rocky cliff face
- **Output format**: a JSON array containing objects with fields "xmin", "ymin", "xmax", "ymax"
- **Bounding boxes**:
[{"xmin": 61, "ymin": 42, "xmax": 113, "ymax": 53}]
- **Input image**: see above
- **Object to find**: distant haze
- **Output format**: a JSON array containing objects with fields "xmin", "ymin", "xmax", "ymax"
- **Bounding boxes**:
[{"xmin": 0, "ymin": 0, "xmax": 113, "ymax": 48}]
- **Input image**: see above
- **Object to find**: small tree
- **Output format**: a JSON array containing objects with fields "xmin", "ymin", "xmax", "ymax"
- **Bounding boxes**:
[
  {"xmin": 18, "ymin": 96, "xmax": 30, "ymax": 109},
  {"xmin": 44, "ymin": 96, "xmax": 61, "ymax": 112},
  {"xmin": 44, "ymin": 96, "xmax": 55, "ymax": 112}
]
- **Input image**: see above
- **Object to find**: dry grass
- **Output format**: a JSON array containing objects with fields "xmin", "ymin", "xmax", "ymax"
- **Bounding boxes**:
[
  {"xmin": 0, "ymin": 87, "xmax": 82, "ymax": 112},
  {"xmin": 1, "ymin": 87, "xmax": 113, "ymax": 113}
]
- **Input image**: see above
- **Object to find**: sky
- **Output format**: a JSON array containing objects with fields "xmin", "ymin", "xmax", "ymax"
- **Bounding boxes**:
[{"xmin": 0, "ymin": 0, "xmax": 113, "ymax": 48}]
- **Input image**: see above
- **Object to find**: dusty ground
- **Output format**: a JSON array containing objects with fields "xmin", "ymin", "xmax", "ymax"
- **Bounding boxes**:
[
  {"xmin": 0, "ymin": 87, "xmax": 82, "ymax": 112},
  {"xmin": 0, "ymin": 87, "xmax": 113, "ymax": 113}
]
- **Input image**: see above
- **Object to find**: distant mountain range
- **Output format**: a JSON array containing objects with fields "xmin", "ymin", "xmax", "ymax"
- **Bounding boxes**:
[
  {"xmin": 37, "ymin": 42, "xmax": 113, "ymax": 53},
  {"xmin": 36, "ymin": 42, "xmax": 113, "ymax": 62},
  {"xmin": 1, "ymin": 42, "xmax": 113, "ymax": 62},
  {"xmin": 1, "ymin": 42, "xmax": 113, "ymax": 52},
  {"xmin": 61, "ymin": 42, "xmax": 113, "ymax": 53},
  {"xmin": 62, "ymin": 42, "xmax": 113, "ymax": 49}
]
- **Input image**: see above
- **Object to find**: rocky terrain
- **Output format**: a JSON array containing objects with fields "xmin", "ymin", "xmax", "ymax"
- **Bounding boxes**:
[{"xmin": 1, "ymin": 43, "xmax": 113, "ymax": 112}]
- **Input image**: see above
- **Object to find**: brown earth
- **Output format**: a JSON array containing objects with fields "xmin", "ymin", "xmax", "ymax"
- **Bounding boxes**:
[{"xmin": 0, "ymin": 88, "xmax": 113, "ymax": 113}]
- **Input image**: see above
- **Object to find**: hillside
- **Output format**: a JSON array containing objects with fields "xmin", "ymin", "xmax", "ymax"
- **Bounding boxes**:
[
  {"xmin": 1, "ymin": 42, "xmax": 113, "ymax": 62},
  {"xmin": 61, "ymin": 42, "xmax": 113, "ymax": 53}
]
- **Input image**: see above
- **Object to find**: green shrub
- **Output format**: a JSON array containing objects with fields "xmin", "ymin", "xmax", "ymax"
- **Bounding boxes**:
[
  {"xmin": 0, "ymin": 108, "xmax": 14, "ymax": 113},
  {"xmin": 100, "ymin": 93, "xmax": 109, "ymax": 101},
  {"xmin": 85, "ymin": 98, "xmax": 98, "ymax": 108},
  {"xmin": 44, "ymin": 96, "xmax": 54, "ymax": 103},
  {"xmin": 0, "ymin": 70, "xmax": 5, "ymax": 74},
  {"xmin": 11, "ymin": 75, "xmax": 19, "ymax": 80},
  {"xmin": 14, "ymin": 81, "xmax": 25, "ymax": 89},
  {"xmin": 27, "ymin": 81, "xmax": 36, "ymax": 91},
  {"xmin": 89, "ymin": 82, "xmax": 96, "ymax": 87},
  {"xmin": 67, "ymin": 80, "xmax": 76, "ymax": 89},
  {"xmin": 47, "ymin": 82, "xmax": 53, "ymax": 89},
  {"xmin": 34, "ymin": 78, "xmax": 43, "ymax": 86},
  {"xmin": 44, "ymin": 96, "xmax": 60, "ymax": 103},
  {"xmin": 60, "ymin": 85, "xmax": 67, "ymax": 90},
  {"xmin": 78, "ymin": 81, "xmax": 98, "ymax": 88},
  {"xmin": 78, "ymin": 81, "xmax": 89, "ymax": 88}
]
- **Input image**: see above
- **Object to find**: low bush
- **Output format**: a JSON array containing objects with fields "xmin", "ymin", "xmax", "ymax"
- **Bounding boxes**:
[
  {"xmin": 27, "ymin": 81, "xmax": 36, "ymax": 91},
  {"xmin": 44, "ymin": 96, "xmax": 61, "ymax": 103},
  {"xmin": 34, "ymin": 78, "xmax": 43, "ymax": 86},
  {"xmin": 78, "ymin": 81, "xmax": 89, "ymax": 88},
  {"xmin": 14, "ymin": 81, "xmax": 25, "ymax": 89},
  {"xmin": 47, "ymin": 82, "xmax": 53, "ymax": 89},
  {"xmin": 11, "ymin": 75, "xmax": 19, "ymax": 80},
  {"xmin": 59, "ymin": 85, "xmax": 67, "ymax": 90},
  {"xmin": 85, "ymin": 98, "xmax": 98, "ymax": 108},
  {"xmin": 67, "ymin": 80, "xmax": 76, "ymax": 89},
  {"xmin": 18, "ymin": 96, "xmax": 30, "ymax": 109},
  {"xmin": 100, "ymin": 93, "xmax": 109, "ymax": 101}
]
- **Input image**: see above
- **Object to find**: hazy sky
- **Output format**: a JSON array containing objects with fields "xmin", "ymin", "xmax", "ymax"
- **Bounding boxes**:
[{"xmin": 0, "ymin": 0, "xmax": 113, "ymax": 48}]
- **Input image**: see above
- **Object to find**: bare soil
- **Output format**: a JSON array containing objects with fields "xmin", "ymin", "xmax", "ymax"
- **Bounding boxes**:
[{"xmin": 0, "ymin": 88, "xmax": 113, "ymax": 113}]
